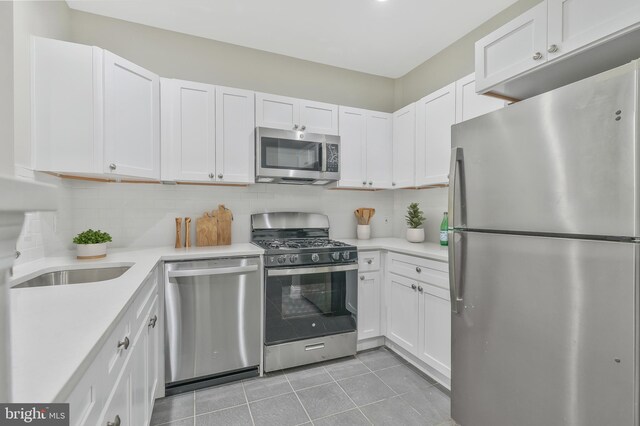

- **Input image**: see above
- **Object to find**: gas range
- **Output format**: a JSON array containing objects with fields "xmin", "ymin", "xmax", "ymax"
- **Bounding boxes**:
[{"xmin": 251, "ymin": 212, "xmax": 358, "ymax": 267}]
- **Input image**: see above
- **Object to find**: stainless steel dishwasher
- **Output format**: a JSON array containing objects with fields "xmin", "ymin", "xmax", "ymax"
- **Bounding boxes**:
[{"xmin": 164, "ymin": 257, "xmax": 261, "ymax": 394}]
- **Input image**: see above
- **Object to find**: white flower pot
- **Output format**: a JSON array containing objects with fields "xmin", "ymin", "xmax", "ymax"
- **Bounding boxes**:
[
  {"xmin": 357, "ymin": 225, "xmax": 371, "ymax": 240},
  {"xmin": 76, "ymin": 243, "xmax": 107, "ymax": 259},
  {"xmin": 406, "ymin": 228, "xmax": 425, "ymax": 243}
]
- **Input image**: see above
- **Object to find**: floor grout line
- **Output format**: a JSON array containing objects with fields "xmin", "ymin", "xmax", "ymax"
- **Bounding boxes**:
[
  {"xmin": 328, "ymin": 365, "xmax": 373, "ymax": 426},
  {"xmin": 241, "ymin": 381, "xmax": 256, "ymax": 426},
  {"xmin": 283, "ymin": 369, "xmax": 313, "ymax": 425}
]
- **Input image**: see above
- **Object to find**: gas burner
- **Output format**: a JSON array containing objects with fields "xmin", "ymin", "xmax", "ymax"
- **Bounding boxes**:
[{"xmin": 254, "ymin": 238, "xmax": 350, "ymax": 250}]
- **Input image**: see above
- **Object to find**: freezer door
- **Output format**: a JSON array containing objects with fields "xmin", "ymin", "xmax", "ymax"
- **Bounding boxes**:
[
  {"xmin": 450, "ymin": 61, "xmax": 639, "ymax": 238},
  {"xmin": 451, "ymin": 231, "xmax": 637, "ymax": 426}
]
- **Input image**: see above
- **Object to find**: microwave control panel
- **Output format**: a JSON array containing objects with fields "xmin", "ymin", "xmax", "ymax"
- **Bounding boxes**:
[{"xmin": 326, "ymin": 144, "xmax": 339, "ymax": 173}]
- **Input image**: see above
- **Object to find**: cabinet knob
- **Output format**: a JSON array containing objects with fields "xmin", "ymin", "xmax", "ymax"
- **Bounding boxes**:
[
  {"xmin": 366, "ymin": 259, "xmax": 373, "ymax": 264},
  {"xmin": 218, "ymin": 173, "xmax": 223, "ymax": 179},
  {"xmin": 360, "ymin": 275, "xmax": 365, "ymax": 280},
  {"xmin": 411, "ymin": 284, "xmax": 417, "ymax": 290},
  {"xmin": 418, "ymin": 286, "xmax": 423, "ymax": 293},
  {"xmin": 109, "ymin": 163, "xmax": 117, "ymax": 171},
  {"xmin": 362, "ymin": 181, "xmax": 367, "ymax": 185},
  {"xmin": 392, "ymin": 182, "xmax": 396, "ymax": 186},
  {"xmin": 148, "ymin": 314, "xmax": 158, "ymax": 328},
  {"xmin": 416, "ymin": 267, "xmax": 421, "ymax": 273},
  {"xmin": 547, "ymin": 44, "xmax": 559, "ymax": 53},
  {"xmin": 293, "ymin": 124, "xmax": 299, "ymax": 130},
  {"xmin": 300, "ymin": 125, "xmax": 306, "ymax": 131},
  {"xmin": 532, "ymin": 52, "xmax": 543, "ymax": 60},
  {"xmin": 209, "ymin": 172, "xmax": 215, "ymax": 179},
  {"xmin": 107, "ymin": 415, "xmax": 121, "ymax": 426},
  {"xmin": 117, "ymin": 336, "xmax": 130, "ymax": 350},
  {"xmin": 368, "ymin": 181, "xmax": 373, "ymax": 186}
]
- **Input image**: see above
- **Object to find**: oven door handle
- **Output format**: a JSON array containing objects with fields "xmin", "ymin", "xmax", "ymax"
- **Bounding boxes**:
[{"xmin": 267, "ymin": 263, "xmax": 358, "ymax": 277}]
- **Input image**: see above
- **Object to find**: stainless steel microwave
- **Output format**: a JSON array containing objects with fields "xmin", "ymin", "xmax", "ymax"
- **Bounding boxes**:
[{"xmin": 255, "ymin": 127, "xmax": 340, "ymax": 185}]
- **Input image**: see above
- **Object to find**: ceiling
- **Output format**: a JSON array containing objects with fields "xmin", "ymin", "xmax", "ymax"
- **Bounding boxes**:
[{"xmin": 66, "ymin": 0, "xmax": 519, "ymax": 78}]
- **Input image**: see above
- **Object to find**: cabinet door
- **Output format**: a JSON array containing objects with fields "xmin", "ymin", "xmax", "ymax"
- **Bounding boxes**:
[
  {"xmin": 100, "ymin": 366, "xmax": 130, "ymax": 426},
  {"xmin": 547, "ymin": 0, "xmax": 640, "ymax": 60},
  {"xmin": 392, "ymin": 103, "xmax": 416, "ymax": 189},
  {"xmin": 146, "ymin": 298, "xmax": 160, "ymax": 419},
  {"xmin": 455, "ymin": 73, "xmax": 505, "ymax": 123},
  {"xmin": 255, "ymin": 93, "xmax": 299, "ymax": 131},
  {"xmin": 475, "ymin": 1, "xmax": 548, "ymax": 94},
  {"xmin": 366, "ymin": 111, "xmax": 393, "ymax": 189},
  {"xmin": 299, "ymin": 100, "xmax": 339, "ymax": 135},
  {"xmin": 32, "ymin": 37, "xmax": 103, "ymax": 174},
  {"xmin": 161, "ymin": 79, "xmax": 216, "ymax": 182},
  {"xmin": 104, "ymin": 51, "xmax": 160, "ymax": 179},
  {"xmin": 418, "ymin": 283, "xmax": 451, "ymax": 379},
  {"xmin": 357, "ymin": 271, "xmax": 381, "ymax": 341},
  {"xmin": 415, "ymin": 83, "xmax": 456, "ymax": 186},
  {"xmin": 130, "ymin": 326, "xmax": 148, "ymax": 426},
  {"xmin": 387, "ymin": 273, "xmax": 419, "ymax": 355},
  {"xmin": 215, "ymin": 86, "xmax": 256, "ymax": 183},
  {"xmin": 337, "ymin": 107, "xmax": 367, "ymax": 188}
]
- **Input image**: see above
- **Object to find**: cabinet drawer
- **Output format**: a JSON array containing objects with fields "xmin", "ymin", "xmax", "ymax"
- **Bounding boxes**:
[
  {"xmin": 358, "ymin": 251, "xmax": 381, "ymax": 272},
  {"xmin": 388, "ymin": 252, "xmax": 448, "ymax": 290}
]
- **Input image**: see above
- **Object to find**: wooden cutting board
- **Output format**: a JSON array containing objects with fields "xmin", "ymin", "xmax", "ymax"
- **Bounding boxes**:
[
  {"xmin": 212, "ymin": 204, "xmax": 233, "ymax": 245},
  {"xmin": 196, "ymin": 213, "xmax": 218, "ymax": 247}
]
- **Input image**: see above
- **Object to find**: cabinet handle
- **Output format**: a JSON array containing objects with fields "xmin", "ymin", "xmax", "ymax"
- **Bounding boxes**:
[
  {"xmin": 360, "ymin": 275, "xmax": 365, "ymax": 280},
  {"xmin": 547, "ymin": 44, "xmax": 559, "ymax": 53},
  {"xmin": 418, "ymin": 286, "xmax": 423, "ymax": 293},
  {"xmin": 300, "ymin": 125, "xmax": 306, "ymax": 131},
  {"xmin": 293, "ymin": 124, "xmax": 299, "ymax": 130},
  {"xmin": 117, "ymin": 336, "xmax": 129, "ymax": 350},
  {"xmin": 107, "ymin": 415, "xmax": 121, "ymax": 426},
  {"xmin": 366, "ymin": 259, "xmax": 373, "ymax": 264},
  {"xmin": 416, "ymin": 267, "xmax": 421, "ymax": 273},
  {"xmin": 148, "ymin": 315, "xmax": 158, "ymax": 328},
  {"xmin": 532, "ymin": 52, "xmax": 543, "ymax": 60},
  {"xmin": 109, "ymin": 163, "xmax": 117, "ymax": 171},
  {"xmin": 208, "ymin": 173, "xmax": 214, "ymax": 179},
  {"xmin": 411, "ymin": 284, "xmax": 417, "ymax": 290},
  {"xmin": 217, "ymin": 173, "xmax": 223, "ymax": 179}
]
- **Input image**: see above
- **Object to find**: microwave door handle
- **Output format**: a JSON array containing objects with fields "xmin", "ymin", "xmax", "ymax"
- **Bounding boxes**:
[
  {"xmin": 267, "ymin": 264, "xmax": 358, "ymax": 277},
  {"xmin": 321, "ymin": 141, "xmax": 327, "ymax": 172}
]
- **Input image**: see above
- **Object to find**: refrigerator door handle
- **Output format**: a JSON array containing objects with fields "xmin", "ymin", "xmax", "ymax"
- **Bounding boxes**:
[
  {"xmin": 448, "ymin": 230, "xmax": 462, "ymax": 313},
  {"xmin": 448, "ymin": 147, "xmax": 463, "ymax": 229}
]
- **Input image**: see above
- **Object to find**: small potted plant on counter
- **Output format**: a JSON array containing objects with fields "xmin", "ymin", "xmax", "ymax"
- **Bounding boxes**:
[
  {"xmin": 405, "ymin": 202, "xmax": 426, "ymax": 243},
  {"xmin": 73, "ymin": 229, "xmax": 112, "ymax": 259}
]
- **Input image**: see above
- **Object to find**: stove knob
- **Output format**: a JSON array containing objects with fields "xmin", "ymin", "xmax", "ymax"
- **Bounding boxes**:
[
  {"xmin": 342, "ymin": 251, "xmax": 350, "ymax": 260},
  {"xmin": 311, "ymin": 253, "xmax": 320, "ymax": 262},
  {"xmin": 289, "ymin": 254, "xmax": 299, "ymax": 263},
  {"xmin": 331, "ymin": 252, "xmax": 341, "ymax": 261},
  {"xmin": 277, "ymin": 256, "xmax": 287, "ymax": 264}
]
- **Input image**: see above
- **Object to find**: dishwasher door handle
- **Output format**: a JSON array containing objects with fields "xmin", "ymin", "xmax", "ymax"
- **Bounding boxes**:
[{"xmin": 168, "ymin": 264, "xmax": 258, "ymax": 278}]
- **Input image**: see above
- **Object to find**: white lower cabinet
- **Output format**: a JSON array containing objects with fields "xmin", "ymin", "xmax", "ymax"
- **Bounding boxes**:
[
  {"xmin": 65, "ymin": 267, "xmax": 160, "ymax": 426},
  {"xmin": 386, "ymin": 253, "xmax": 450, "ymax": 382},
  {"xmin": 358, "ymin": 271, "xmax": 381, "ymax": 341}
]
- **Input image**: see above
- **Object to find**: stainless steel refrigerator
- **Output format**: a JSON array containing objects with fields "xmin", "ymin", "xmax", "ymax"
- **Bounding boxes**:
[{"xmin": 449, "ymin": 60, "xmax": 640, "ymax": 426}]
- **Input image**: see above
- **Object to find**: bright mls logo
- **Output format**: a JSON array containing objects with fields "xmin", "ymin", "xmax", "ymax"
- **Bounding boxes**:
[{"xmin": 0, "ymin": 404, "xmax": 69, "ymax": 425}]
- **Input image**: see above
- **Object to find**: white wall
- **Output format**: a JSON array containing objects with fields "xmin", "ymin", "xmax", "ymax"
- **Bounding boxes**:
[
  {"xmin": 393, "ymin": 188, "xmax": 448, "ymax": 244},
  {"xmin": 0, "ymin": 2, "xmax": 14, "ymax": 176}
]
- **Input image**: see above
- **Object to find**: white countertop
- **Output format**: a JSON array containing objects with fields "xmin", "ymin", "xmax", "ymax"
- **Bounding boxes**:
[
  {"xmin": 9, "ymin": 244, "xmax": 263, "ymax": 403},
  {"xmin": 340, "ymin": 238, "xmax": 448, "ymax": 262}
]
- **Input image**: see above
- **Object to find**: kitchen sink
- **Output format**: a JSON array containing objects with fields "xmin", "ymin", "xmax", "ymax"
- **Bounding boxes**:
[{"xmin": 11, "ymin": 266, "xmax": 131, "ymax": 289}]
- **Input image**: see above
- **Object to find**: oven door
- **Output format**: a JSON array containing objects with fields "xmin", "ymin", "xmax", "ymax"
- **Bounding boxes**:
[
  {"xmin": 264, "ymin": 263, "xmax": 358, "ymax": 345},
  {"xmin": 256, "ymin": 128, "xmax": 325, "ymax": 181}
]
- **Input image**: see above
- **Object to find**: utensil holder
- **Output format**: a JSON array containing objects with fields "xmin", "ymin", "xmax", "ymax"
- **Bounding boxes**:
[{"xmin": 357, "ymin": 224, "xmax": 371, "ymax": 240}]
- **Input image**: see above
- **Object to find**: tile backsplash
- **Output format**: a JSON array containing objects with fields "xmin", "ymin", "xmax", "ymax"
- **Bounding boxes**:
[{"xmin": 16, "ymin": 175, "xmax": 448, "ymax": 265}]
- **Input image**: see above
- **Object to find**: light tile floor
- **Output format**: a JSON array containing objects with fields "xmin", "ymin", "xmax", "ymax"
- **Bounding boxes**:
[{"xmin": 151, "ymin": 347, "xmax": 453, "ymax": 426}]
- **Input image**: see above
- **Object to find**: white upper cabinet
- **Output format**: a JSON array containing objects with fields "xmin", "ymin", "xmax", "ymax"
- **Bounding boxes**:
[
  {"xmin": 547, "ymin": 0, "xmax": 640, "ymax": 60},
  {"xmin": 475, "ymin": 1, "xmax": 548, "ymax": 94},
  {"xmin": 415, "ymin": 82, "xmax": 456, "ymax": 186},
  {"xmin": 32, "ymin": 37, "xmax": 103, "ymax": 175},
  {"xmin": 103, "ymin": 51, "xmax": 160, "ymax": 180},
  {"xmin": 161, "ymin": 79, "xmax": 216, "ymax": 182},
  {"xmin": 337, "ymin": 107, "xmax": 392, "ymax": 189},
  {"xmin": 215, "ymin": 86, "xmax": 256, "ymax": 184},
  {"xmin": 365, "ymin": 111, "xmax": 393, "ymax": 189},
  {"xmin": 256, "ymin": 93, "xmax": 338, "ymax": 135},
  {"xmin": 455, "ymin": 73, "xmax": 505, "ymax": 123},
  {"xmin": 392, "ymin": 103, "xmax": 416, "ymax": 189},
  {"xmin": 337, "ymin": 107, "xmax": 367, "ymax": 188},
  {"xmin": 32, "ymin": 37, "xmax": 160, "ymax": 180}
]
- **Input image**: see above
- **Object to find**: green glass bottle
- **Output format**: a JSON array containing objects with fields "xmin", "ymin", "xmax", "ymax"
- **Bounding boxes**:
[{"xmin": 440, "ymin": 212, "xmax": 448, "ymax": 246}]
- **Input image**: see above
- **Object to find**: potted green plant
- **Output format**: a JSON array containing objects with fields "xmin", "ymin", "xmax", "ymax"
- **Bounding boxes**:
[
  {"xmin": 405, "ymin": 202, "xmax": 426, "ymax": 243},
  {"xmin": 73, "ymin": 229, "xmax": 112, "ymax": 259}
]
